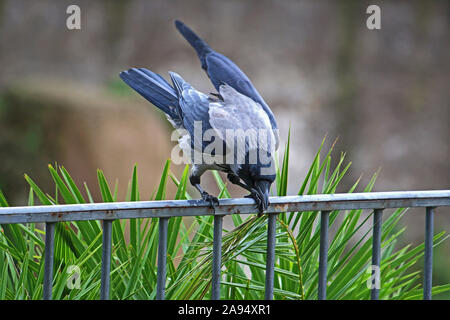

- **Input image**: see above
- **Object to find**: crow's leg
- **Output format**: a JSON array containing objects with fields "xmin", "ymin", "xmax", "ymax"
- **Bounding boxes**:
[
  {"xmin": 227, "ymin": 173, "xmax": 263, "ymax": 214},
  {"xmin": 190, "ymin": 165, "xmax": 219, "ymax": 208},
  {"xmin": 227, "ymin": 173, "xmax": 252, "ymax": 191},
  {"xmin": 245, "ymin": 190, "xmax": 264, "ymax": 215},
  {"xmin": 190, "ymin": 176, "xmax": 220, "ymax": 208}
]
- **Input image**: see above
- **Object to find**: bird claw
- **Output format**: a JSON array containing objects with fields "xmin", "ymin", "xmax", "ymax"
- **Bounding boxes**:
[
  {"xmin": 245, "ymin": 189, "xmax": 266, "ymax": 215},
  {"xmin": 201, "ymin": 192, "xmax": 219, "ymax": 209}
]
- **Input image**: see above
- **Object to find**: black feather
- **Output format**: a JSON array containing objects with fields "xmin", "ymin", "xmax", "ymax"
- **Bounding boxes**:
[
  {"xmin": 175, "ymin": 20, "xmax": 212, "ymax": 70},
  {"xmin": 119, "ymin": 68, "xmax": 180, "ymax": 122},
  {"xmin": 174, "ymin": 20, "xmax": 278, "ymax": 138}
]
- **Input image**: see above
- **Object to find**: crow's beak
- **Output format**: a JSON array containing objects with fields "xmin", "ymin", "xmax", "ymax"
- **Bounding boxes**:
[{"xmin": 255, "ymin": 180, "xmax": 271, "ymax": 212}]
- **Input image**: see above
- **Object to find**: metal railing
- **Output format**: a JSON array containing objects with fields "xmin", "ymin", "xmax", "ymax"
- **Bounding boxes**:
[{"xmin": 0, "ymin": 190, "xmax": 449, "ymax": 300}]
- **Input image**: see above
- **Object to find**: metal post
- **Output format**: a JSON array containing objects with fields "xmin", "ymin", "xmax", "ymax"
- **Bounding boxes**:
[
  {"xmin": 265, "ymin": 213, "xmax": 277, "ymax": 300},
  {"xmin": 423, "ymin": 207, "xmax": 434, "ymax": 300},
  {"xmin": 100, "ymin": 219, "xmax": 113, "ymax": 300},
  {"xmin": 43, "ymin": 222, "xmax": 55, "ymax": 300},
  {"xmin": 318, "ymin": 211, "xmax": 330, "ymax": 300},
  {"xmin": 156, "ymin": 217, "xmax": 169, "ymax": 300},
  {"xmin": 371, "ymin": 209, "xmax": 383, "ymax": 300},
  {"xmin": 211, "ymin": 215, "xmax": 223, "ymax": 300}
]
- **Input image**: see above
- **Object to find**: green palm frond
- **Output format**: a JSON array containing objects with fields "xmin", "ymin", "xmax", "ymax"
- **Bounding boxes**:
[{"xmin": 0, "ymin": 135, "xmax": 447, "ymax": 299}]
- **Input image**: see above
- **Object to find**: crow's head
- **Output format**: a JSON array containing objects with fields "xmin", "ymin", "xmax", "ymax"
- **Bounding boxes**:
[
  {"xmin": 238, "ymin": 155, "xmax": 276, "ymax": 213},
  {"xmin": 251, "ymin": 162, "xmax": 276, "ymax": 212}
]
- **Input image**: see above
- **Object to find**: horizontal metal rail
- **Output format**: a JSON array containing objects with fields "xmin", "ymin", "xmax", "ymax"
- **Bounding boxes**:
[
  {"xmin": 0, "ymin": 190, "xmax": 449, "ymax": 300},
  {"xmin": 0, "ymin": 190, "xmax": 448, "ymax": 223}
]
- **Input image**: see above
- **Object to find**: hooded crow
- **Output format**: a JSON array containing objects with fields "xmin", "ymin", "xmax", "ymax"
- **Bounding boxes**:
[{"xmin": 120, "ymin": 21, "xmax": 279, "ymax": 213}]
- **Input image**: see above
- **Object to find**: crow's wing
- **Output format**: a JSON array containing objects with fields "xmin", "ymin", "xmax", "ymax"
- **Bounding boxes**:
[
  {"xmin": 169, "ymin": 72, "xmax": 216, "ymax": 153},
  {"xmin": 203, "ymin": 53, "xmax": 280, "ymax": 151},
  {"xmin": 175, "ymin": 20, "xmax": 279, "ymax": 150},
  {"xmin": 169, "ymin": 72, "xmax": 275, "ymax": 165},
  {"xmin": 120, "ymin": 68, "xmax": 180, "ymax": 121}
]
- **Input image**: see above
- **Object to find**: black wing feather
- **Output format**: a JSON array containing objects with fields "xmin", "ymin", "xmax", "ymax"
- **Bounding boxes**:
[{"xmin": 174, "ymin": 20, "xmax": 278, "ymax": 136}]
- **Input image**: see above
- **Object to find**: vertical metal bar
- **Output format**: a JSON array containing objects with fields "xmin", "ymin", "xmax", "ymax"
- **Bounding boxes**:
[
  {"xmin": 156, "ymin": 217, "xmax": 169, "ymax": 300},
  {"xmin": 423, "ymin": 207, "xmax": 434, "ymax": 300},
  {"xmin": 100, "ymin": 219, "xmax": 113, "ymax": 300},
  {"xmin": 211, "ymin": 215, "xmax": 223, "ymax": 300},
  {"xmin": 371, "ymin": 209, "xmax": 383, "ymax": 300},
  {"xmin": 318, "ymin": 210, "xmax": 330, "ymax": 300},
  {"xmin": 265, "ymin": 213, "xmax": 277, "ymax": 300},
  {"xmin": 43, "ymin": 222, "xmax": 55, "ymax": 300}
]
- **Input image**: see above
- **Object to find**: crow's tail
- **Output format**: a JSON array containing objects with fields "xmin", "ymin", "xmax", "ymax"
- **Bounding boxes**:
[
  {"xmin": 120, "ymin": 68, "xmax": 180, "ymax": 121},
  {"xmin": 175, "ymin": 20, "xmax": 212, "ymax": 70}
]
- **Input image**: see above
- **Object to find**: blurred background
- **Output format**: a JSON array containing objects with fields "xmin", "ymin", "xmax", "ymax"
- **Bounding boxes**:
[{"xmin": 0, "ymin": 0, "xmax": 448, "ymax": 296}]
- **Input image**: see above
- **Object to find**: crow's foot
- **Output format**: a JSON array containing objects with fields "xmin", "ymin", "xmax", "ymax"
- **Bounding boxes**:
[
  {"xmin": 201, "ymin": 192, "xmax": 219, "ymax": 209},
  {"xmin": 245, "ymin": 189, "xmax": 265, "ymax": 215}
]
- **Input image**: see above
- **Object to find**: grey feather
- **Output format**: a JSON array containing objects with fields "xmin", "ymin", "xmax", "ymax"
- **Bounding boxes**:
[{"xmin": 208, "ymin": 85, "xmax": 276, "ymax": 164}]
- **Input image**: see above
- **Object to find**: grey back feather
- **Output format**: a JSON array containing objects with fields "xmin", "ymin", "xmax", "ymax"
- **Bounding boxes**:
[
  {"xmin": 209, "ymin": 85, "xmax": 277, "ymax": 164},
  {"xmin": 170, "ymin": 72, "xmax": 277, "ymax": 166}
]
